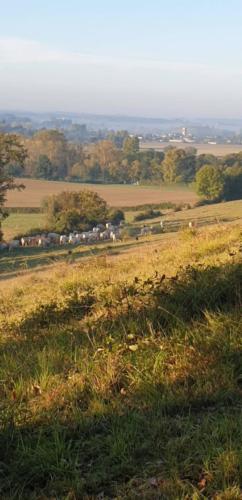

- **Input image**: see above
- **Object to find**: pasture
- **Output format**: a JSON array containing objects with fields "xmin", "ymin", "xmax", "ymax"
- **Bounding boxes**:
[
  {"xmin": 0, "ymin": 221, "xmax": 242, "ymax": 498},
  {"xmin": 140, "ymin": 141, "xmax": 242, "ymax": 156},
  {"xmin": 1, "ymin": 212, "xmax": 45, "ymax": 241},
  {"xmin": 5, "ymin": 178, "xmax": 198, "ymax": 208},
  {"xmin": 2, "ymin": 198, "xmax": 242, "ymax": 241}
]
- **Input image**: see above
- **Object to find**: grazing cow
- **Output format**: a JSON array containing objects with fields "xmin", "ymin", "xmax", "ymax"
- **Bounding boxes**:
[
  {"xmin": 60, "ymin": 235, "xmax": 68, "ymax": 245},
  {"xmin": 110, "ymin": 230, "xmax": 121, "ymax": 242},
  {"xmin": 38, "ymin": 237, "xmax": 50, "ymax": 248},
  {"xmin": 87, "ymin": 232, "xmax": 100, "ymax": 243},
  {"xmin": 68, "ymin": 233, "xmax": 76, "ymax": 244},
  {"xmin": 21, "ymin": 236, "xmax": 35, "ymax": 247},
  {"xmin": 106, "ymin": 222, "xmax": 115, "ymax": 231},
  {"xmin": 48, "ymin": 233, "xmax": 59, "ymax": 244},
  {"xmin": 140, "ymin": 226, "xmax": 151, "ymax": 236},
  {"xmin": 100, "ymin": 230, "xmax": 110, "ymax": 240},
  {"xmin": 74, "ymin": 234, "xmax": 82, "ymax": 244},
  {"xmin": 81, "ymin": 232, "xmax": 90, "ymax": 243}
]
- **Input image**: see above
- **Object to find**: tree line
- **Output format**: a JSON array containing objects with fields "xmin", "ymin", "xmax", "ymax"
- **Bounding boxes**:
[{"xmin": 1, "ymin": 130, "xmax": 242, "ymax": 203}]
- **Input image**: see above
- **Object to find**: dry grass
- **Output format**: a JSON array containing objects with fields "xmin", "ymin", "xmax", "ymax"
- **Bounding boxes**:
[
  {"xmin": 0, "ymin": 223, "xmax": 242, "ymax": 498},
  {"xmin": 5, "ymin": 178, "xmax": 198, "ymax": 208}
]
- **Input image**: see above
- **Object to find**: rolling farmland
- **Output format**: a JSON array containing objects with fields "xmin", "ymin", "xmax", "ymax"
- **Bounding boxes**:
[{"xmin": 5, "ymin": 178, "xmax": 198, "ymax": 208}]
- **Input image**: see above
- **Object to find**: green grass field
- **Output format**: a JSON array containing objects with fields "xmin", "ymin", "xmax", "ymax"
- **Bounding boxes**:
[
  {"xmin": 0, "ymin": 218, "xmax": 242, "ymax": 498},
  {"xmin": 2, "ymin": 213, "xmax": 46, "ymax": 241}
]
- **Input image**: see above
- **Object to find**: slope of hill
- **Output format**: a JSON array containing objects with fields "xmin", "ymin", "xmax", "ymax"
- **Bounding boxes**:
[{"xmin": 0, "ymin": 223, "xmax": 242, "ymax": 498}]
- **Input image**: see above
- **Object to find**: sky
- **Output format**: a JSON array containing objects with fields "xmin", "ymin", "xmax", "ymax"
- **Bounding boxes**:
[{"xmin": 1, "ymin": 0, "xmax": 242, "ymax": 118}]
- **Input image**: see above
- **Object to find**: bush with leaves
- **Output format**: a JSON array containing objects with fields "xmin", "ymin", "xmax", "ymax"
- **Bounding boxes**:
[
  {"xmin": 43, "ymin": 190, "xmax": 108, "ymax": 232},
  {"xmin": 108, "ymin": 209, "xmax": 125, "ymax": 225}
]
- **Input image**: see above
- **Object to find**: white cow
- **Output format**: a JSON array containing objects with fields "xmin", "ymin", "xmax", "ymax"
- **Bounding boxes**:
[
  {"xmin": 100, "ymin": 230, "xmax": 111, "ymax": 240},
  {"xmin": 110, "ymin": 231, "xmax": 121, "ymax": 242},
  {"xmin": 87, "ymin": 232, "xmax": 100, "ymax": 243},
  {"xmin": 68, "ymin": 233, "xmax": 77, "ymax": 244},
  {"xmin": 38, "ymin": 237, "xmax": 50, "ymax": 248},
  {"xmin": 60, "ymin": 235, "xmax": 68, "ymax": 245},
  {"xmin": 188, "ymin": 221, "xmax": 195, "ymax": 229},
  {"xmin": 21, "ymin": 236, "xmax": 36, "ymax": 247},
  {"xmin": 106, "ymin": 222, "xmax": 115, "ymax": 231},
  {"xmin": 74, "ymin": 234, "xmax": 82, "ymax": 244}
]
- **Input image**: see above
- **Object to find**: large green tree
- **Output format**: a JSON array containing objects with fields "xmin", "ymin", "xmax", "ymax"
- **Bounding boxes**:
[
  {"xmin": 0, "ymin": 133, "xmax": 27, "ymax": 213},
  {"xmin": 162, "ymin": 148, "xmax": 196, "ymax": 183},
  {"xmin": 123, "ymin": 136, "xmax": 139, "ymax": 157},
  {"xmin": 35, "ymin": 155, "xmax": 53, "ymax": 179},
  {"xmin": 224, "ymin": 166, "xmax": 242, "ymax": 201},
  {"xmin": 43, "ymin": 190, "xmax": 108, "ymax": 232},
  {"xmin": 195, "ymin": 165, "xmax": 225, "ymax": 201}
]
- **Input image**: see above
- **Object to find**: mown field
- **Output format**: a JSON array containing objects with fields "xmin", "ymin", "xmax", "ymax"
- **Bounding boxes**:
[
  {"xmin": 140, "ymin": 141, "xmax": 242, "ymax": 156},
  {"xmin": 5, "ymin": 178, "xmax": 198, "ymax": 208},
  {"xmin": 0, "ymin": 219, "xmax": 242, "ymax": 498}
]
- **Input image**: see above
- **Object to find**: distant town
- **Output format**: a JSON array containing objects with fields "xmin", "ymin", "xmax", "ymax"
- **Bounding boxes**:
[{"xmin": 1, "ymin": 111, "xmax": 242, "ymax": 146}]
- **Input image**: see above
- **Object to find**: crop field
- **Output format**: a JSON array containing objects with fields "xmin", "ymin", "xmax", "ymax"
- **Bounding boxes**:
[
  {"xmin": 0, "ymin": 221, "xmax": 242, "ymax": 498},
  {"xmin": 140, "ymin": 141, "xmax": 242, "ymax": 156},
  {"xmin": 5, "ymin": 178, "xmax": 198, "ymax": 208}
]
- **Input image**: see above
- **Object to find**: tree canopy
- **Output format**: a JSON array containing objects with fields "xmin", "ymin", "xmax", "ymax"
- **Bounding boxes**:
[
  {"xmin": 43, "ymin": 190, "xmax": 108, "ymax": 232},
  {"xmin": 195, "ymin": 165, "xmax": 225, "ymax": 201}
]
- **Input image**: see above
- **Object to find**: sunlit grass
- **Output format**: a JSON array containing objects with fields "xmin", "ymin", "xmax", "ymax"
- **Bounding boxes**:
[{"xmin": 0, "ymin": 223, "xmax": 241, "ymax": 498}]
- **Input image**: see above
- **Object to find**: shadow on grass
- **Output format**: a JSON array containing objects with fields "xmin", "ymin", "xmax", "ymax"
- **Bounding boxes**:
[
  {"xmin": 5, "ymin": 259, "xmax": 242, "ymax": 339},
  {"xmin": 1, "ymin": 366, "xmax": 242, "ymax": 498},
  {"xmin": 0, "ymin": 261, "xmax": 242, "ymax": 497}
]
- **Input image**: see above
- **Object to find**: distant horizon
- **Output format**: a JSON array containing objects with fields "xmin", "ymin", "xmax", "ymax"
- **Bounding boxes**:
[{"xmin": 1, "ymin": 108, "xmax": 242, "ymax": 124}]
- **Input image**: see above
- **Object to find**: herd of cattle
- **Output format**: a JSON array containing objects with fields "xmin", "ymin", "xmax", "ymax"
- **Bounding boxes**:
[
  {"xmin": 0, "ymin": 222, "xmax": 123, "ymax": 251},
  {"xmin": 0, "ymin": 220, "xmax": 198, "ymax": 252}
]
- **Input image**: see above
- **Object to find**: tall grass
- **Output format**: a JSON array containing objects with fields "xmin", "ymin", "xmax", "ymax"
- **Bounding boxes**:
[{"xmin": 0, "ymin": 224, "xmax": 241, "ymax": 498}]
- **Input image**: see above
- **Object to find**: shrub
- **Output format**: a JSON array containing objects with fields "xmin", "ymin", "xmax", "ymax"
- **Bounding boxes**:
[
  {"xmin": 121, "ymin": 225, "xmax": 140, "ymax": 239},
  {"xmin": 134, "ymin": 209, "xmax": 162, "ymax": 221},
  {"xmin": 108, "ymin": 209, "xmax": 125, "ymax": 225}
]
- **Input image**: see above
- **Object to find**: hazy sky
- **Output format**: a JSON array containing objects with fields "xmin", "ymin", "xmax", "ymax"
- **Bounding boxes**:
[{"xmin": 1, "ymin": 0, "xmax": 242, "ymax": 118}]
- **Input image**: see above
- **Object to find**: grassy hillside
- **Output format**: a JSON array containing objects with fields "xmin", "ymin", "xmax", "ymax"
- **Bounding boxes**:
[
  {"xmin": 0, "ymin": 223, "xmax": 242, "ymax": 498},
  {"xmin": 2, "ymin": 198, "xmax": 242, "ymax": 242}
]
